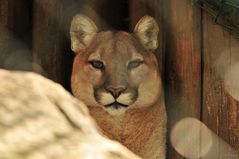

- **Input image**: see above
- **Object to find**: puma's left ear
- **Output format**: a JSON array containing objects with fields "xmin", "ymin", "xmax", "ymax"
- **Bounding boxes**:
[{"xmin": 134, "ymin": 15, "xmax": 159, "ymax": 51}]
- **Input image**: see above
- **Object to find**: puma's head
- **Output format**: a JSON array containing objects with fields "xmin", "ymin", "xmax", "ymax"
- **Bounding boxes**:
[{"xmin": 70, "ymin": 14, "xmax": 162, "ymax": 116}]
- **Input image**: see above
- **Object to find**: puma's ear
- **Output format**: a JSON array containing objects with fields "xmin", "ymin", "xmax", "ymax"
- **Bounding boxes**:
[
  {"xmin": 70, "ymin": 14, "xmax": 98, "ymax": 53},
  {"xmin": 134, "ymin": 15, "xmax": 159, "ymax": 51}
]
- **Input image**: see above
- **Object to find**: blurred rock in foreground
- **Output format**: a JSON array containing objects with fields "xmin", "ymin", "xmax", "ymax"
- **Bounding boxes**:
[{"xmin": 0, "ymin": 69, "xmax": 140, "ymax": 159}]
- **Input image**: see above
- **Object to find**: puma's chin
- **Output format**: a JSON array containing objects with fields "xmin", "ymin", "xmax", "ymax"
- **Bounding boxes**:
[
  {"xmin": 103, "ymin": 106, "xmax": 127, "ymax": 116},
  {"xmin": 102, "ymin": 101, "xmax": 129, "ymax": 116}
]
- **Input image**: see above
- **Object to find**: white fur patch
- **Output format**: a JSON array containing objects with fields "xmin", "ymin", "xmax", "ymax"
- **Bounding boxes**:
[
  {"xmin": 132, "ymin": 71, "xmax": 160, "ymax": 108},
  {"xmin": 116, "ymin": 93, "xmax": 132, "ymax": 105},
  {"xmin": 99, "ymin": 92, "xmax": 115, "ymax": 105},
  {"xmin": 104, "ymin": 107, "xmax": 126, "ymax": 116}
]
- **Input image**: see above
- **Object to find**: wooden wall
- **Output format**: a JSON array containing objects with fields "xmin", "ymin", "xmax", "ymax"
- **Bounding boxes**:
[
  {"xmin": 0, "ymin": 0, "xmax": 238, "ymax": 158},
  {"xmin": 202, "ymin": 8, "xmax": 239, "ymax": 156},
  {"xmin": 0, "ymin": 0, "xmax": 32, "ymax": 70},
  {"xmin": 163, "ymin": 0, "xmax": 202, "ymax": 158},
  {"xmin": 155, "ymin": 0, "xmax": 239, "ymax": 158}
]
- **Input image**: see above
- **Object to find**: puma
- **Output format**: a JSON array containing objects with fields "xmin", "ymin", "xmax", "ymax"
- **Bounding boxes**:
[{"xmin": 70, "ymin": 14, "xmax": 167, "ymax": 159}]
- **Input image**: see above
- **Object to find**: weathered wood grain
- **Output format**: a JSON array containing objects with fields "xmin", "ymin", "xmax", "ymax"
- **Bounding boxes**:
[
  {"xmin": 33, "ymin": 0, "xmax": 66, "ymax": 83},
  {"xmin": 163, "ymin": 0, "xmax": 202, "ymax": 158},
  {"xmin": 0, "ymin": 0, "xmax": 32, "ymax": 70},
  {"xmin": 202, "ymin": 10, "xmax": 239, "ymax": 156},
  {"xmin": 32, "ymin": 0, "xmax": 76, "ymax": 91}
]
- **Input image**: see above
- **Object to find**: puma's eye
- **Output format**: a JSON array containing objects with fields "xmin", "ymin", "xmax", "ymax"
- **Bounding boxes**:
[
  {"xmin": 89, "ymin": 60, "xmax": 104, "ymax": 69},
  {"xmin": 128, "ymin": 60, "xmax": 144, "ymax": 69}
]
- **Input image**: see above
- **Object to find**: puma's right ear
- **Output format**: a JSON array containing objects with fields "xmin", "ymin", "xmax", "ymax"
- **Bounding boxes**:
[{"xmin": 70, "ymin": 14, "xmax": 98, "ymax": 53}]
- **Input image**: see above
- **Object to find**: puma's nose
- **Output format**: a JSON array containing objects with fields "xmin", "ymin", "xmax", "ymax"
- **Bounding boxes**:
[{"xmin": 105, "ymin": 86, "xmax": 126, "ymax": 98}]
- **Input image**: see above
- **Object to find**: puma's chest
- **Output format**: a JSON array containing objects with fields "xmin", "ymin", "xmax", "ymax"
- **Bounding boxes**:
[{"xmin": 88, "ymin": 106, "xmax": 165, "ymax": 155}]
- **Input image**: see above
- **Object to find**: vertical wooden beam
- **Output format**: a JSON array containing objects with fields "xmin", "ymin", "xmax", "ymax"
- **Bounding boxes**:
[
  {"xmin": 0, "ymin": 0, "xmax": 32, "ymax": 70},
  {"xmin": 33, "ymin": 0, "xmax": 76, "ymax": 91},
  {"xmin": 202, "ymin": 11, "xmax": 239, "ymax": 156},
  {"xmin": 33, "ymin": 0, "xmax": 63, "ymax": 82},
  {"xmin": 0, "ymin": 0, "xmax": 10, "ymax": 68},
  {"xmin": 164, "ymin": 0, "xmax": 202, "ymax": 158}
]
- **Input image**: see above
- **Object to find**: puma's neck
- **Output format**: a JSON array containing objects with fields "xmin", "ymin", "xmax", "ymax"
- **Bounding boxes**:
[{"xmin": 88, "ymin": 99, "xmax": 166, "ymax": 155}]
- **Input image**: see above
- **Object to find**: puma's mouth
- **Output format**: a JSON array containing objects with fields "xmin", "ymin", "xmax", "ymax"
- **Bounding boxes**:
[{"xmin": 104, "ymin": 102, "xmax": 128, "ymax": 109}]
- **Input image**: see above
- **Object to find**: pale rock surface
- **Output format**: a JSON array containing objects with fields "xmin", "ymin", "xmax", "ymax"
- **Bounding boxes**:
[{"xmin": 0, "ymin": 69, "xmax": 140, "ymax": 159}]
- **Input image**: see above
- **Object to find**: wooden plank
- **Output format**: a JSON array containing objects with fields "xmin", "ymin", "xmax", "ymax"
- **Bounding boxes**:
[
  {"xmin": 202, "ymin": 10, "xmax": 239, "ymax": 157},
  {"xmin": 0, "ymin": 0, "xmax": 32, "ymax": 70},
  {"xmin": 33, "ymin": 0, "xmax": 75, "ymax": 91},
  {"xmin": 33, "ymin": 0, "xmax": 63, "ymax": 82},
  {"xmin": 0, "ymin": 0, "xmax": 10, "ymax": 68},
  {"xmin": 164, "ymin": 0, "xmax": 202, "ymax": 158}
]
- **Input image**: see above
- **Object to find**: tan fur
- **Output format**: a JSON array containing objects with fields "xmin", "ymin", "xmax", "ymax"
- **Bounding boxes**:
[{"xmin": 70, "ymin": 14, "xmax": 167, "ymax": 159}]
